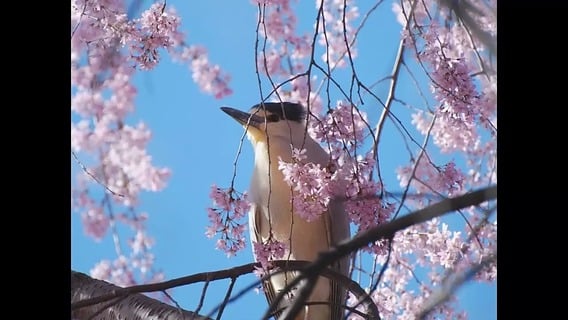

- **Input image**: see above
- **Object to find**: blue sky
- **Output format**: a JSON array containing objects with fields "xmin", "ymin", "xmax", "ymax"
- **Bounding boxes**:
[{"xmin": 71, "ymin": 1, "xmax": 496, "ymax": 319}]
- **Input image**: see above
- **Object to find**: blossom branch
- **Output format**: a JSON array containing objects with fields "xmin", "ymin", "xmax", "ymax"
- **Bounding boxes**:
[
  {"xmin": 71, "ymin": 151, "xmax": 124, "ymax": 198},
  {"xmin": 416, "ymin": 250, "xmax": 497, "ymax": 319},
  {"xmin": 435, "ymin": 0, "xmax": 496, "ymax": 55},
  {"xmin": 265, "ymin": 185, "xmax": 496, "ymax": 320}
]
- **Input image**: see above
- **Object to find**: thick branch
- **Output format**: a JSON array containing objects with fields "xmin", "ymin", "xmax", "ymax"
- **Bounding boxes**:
[
  {"xmin": 72, "ymin": 260, "xmax": 378, "ymax": 320},
  {"xmin": 71, "ymin": 264, "xmax": 260, "ymax": 311},
  {"xmin": 71, "ymin": 271, "xmax": 212, "ymax": 320}
]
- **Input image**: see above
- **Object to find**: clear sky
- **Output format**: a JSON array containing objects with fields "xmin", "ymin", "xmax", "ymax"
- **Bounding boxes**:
[{"xmin": 71, "ymin": 1, "xmax": 496, "ymax": 319}]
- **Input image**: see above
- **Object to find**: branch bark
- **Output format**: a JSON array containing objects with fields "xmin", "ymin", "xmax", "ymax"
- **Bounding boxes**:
[
  {"xmin": 71, "ymin": 271, "xmax": 212, "ymax": 320},
  {"xmin": 72, "ymin": 260, "xmax": 377, "ymax": 320}
]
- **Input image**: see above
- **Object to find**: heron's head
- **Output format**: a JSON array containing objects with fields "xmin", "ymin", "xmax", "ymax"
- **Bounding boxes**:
[{"xmin": 221, "ymin": 102, "xmax": 308, "ymax": 145}]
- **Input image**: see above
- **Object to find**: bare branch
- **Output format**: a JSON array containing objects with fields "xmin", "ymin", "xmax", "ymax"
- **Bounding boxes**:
[
  {"xmin": 416, "ymin": 250, "xmax": 497, "ymax": 319},
  {"xmin": 371, "ymin": 23, "xmax": 405, "ymax": 161},
  {"xmin": 190, "ymin": 280, "xmax": 210, "ymax": 320},
  {"xmin": 71, "ymin": 151, "xmax": 124, "ymax": 197},
  {"xmin": 215, "ymin": 278, "xmax": 236, "ymax": 320}
]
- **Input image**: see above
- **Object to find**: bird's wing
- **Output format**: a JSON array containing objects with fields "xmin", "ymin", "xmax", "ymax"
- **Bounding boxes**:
[
  {"xmin": 304, "ymin": 141, "xmax": 351, "ymax": 319},
  {"xmin": 250, "ymin": 204, "xmax": 285, "ymax": 319},
  {"xmin": 326, "ymin": 197, "xmax": 351, "ymax": 320}
]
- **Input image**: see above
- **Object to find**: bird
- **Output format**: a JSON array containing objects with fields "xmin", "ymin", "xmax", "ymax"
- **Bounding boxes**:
[{"xmin": 221, "ymin": 102, "xmax": 351, "ymax": 320}]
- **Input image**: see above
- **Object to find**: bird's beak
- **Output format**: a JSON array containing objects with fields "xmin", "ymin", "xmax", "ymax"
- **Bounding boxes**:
[{"xmin": 221, "ymin": 107, "xmax": 263, "ymax": 128}]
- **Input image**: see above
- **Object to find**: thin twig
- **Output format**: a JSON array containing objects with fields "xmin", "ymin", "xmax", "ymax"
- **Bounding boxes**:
[
  {"xmin": 214, "ymin": 277, "xmax": 236, "ymax": 320},
  {"xmin": 71, "ymin": 151, "xmax": 124, "ymax": 197},
  {"xmin": 416, "ymin": 250, "xmax": 497, "ymax": 319},
  {"xmin": 191, "ymin": 280, "xmax": 210, "ymax": 320}
]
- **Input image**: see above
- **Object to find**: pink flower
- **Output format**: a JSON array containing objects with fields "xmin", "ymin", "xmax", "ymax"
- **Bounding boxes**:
[
  {"xmin": 81, "ymin": 206, "xmax": 109, "ymax": 240},
  {"xmin": 130, "ymin": 3, "xmax": 182, "ymax": 70},
  {"xmin": 318, "ymin": 0, "xmax": 359, "ymax": 68},
  {"xmin": 173, "ymin": 46, "xmax": 233, "ymax": 99},
  {"xmin": 312, "ymin": 101, "xmax": 368, "ymax": 150},
  {"xmin": 128, "ymin": 230, "xmax": 154, "ymax": 255},
  {"xmin": 206, "ymin": 186, "xmax": 250, "ymax": 257},
  {"xmin": 252, "ymin": 239, "xmax": 287, "ymax": 270},
  {"xmin": 278, "ymin": 148, "xmax": 334, "ymax": 222},
  {"xmin": 90, "ymin": 260, "xmax": 112, "ymax": 281},
  {"xmin": 397, "ymin": 158, "xmax": 465, "ymax": 198}
]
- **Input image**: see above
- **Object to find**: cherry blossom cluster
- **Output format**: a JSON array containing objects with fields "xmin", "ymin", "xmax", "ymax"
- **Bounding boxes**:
[
  {"xmin": 380, "ymin": 1, "xmax": 496, "ymax": 316},
  {"xmin": 394, "ymin": 0, "xmax": 497, "ymax": 153},
  {"xmin": 311, "ymin": 102, "xmax": 394, "ymax": 251},
  {"xmin": 206, "ymin": 185, "xmax": 250, "ymax": 257},
  {"xmin": 311, "ymin": 100, "xmax": 368, "ymax": 152},
  {"xmin": 377, "ymin": 214, "xmax": 495, "ymax": 317},
  {"xmin": 277, "ymin": 102, "xmax": 394, "ymax": 254},
  {"xmin": 172, "ymin": 45, "xmax": 233, "ymax": 99},
  {"xmin": 318, "ymin": 0, "xmax": 359, "ymax": 68},
  {"xmin": 347, "ymin": 285, "xmax": 467, "ymax": 320},
  {"xmin": 131, "ymin": 3, "xmax": 182, "ymax": 69},
  {"xmin": 344, "ymin": 217, "xmax": 471, "ymax": 319},
  {"xmin": 341, "ymin": 153, "xmax": 395, "ymax": 255},
  {"xmin": 90, "ymin": 254, "xmax": 165, "ymax": 289},
  {"xmin": 253, "ymin": 0, "xmax": 359, "ymax": 110},
  {"xmin": 278, "ymin": 148, "xmax": 334, "ymax": 222},
  {"xmin": 252, "ymin": 239, "xmax": 288, "ymax": 270},
  {"xmin": 88, "ymin": 213, "xmax": 164, "ymax": 287},
  {"xmin": 397, "ymin": 157, "xmax": 466, "ymax": 199},
  {"xmin": 253, "ymin": 0, "xmax": 324, "ymax": 116},
  {"xmin": 71, "ymin": 0, "xmax": 232, "ymax": 94},
  {"xmin": 71, "ymin": 1, "xmax": 181, "ymax": 71},
  {"xmin": 72, "ymin": 0, "xmax": 232, "ymax": 286},
  {"xmin": 459, "ymin": 207, "xmax": 497, "ymax": 282},
  {"xmin": 254, "ymin": 0, "xmax": 310, "ymax": 74},
  {"xmin": 204, "ymin": 0, "xmax": 496, "ymax": 317}
]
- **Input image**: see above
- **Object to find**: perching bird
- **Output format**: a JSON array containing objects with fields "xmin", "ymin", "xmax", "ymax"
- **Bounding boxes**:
[{"xmin": 221, "ymin": 102, "xmax": 351, "ymax": 320}]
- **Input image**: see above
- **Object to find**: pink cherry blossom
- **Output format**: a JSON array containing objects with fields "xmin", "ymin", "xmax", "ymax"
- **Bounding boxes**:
[
  {"xmin": 397, "ymin": 157, "xmax": 466, "ymax": 198},
  {"xmin": 81, "ymin": 206, "xmax": 110, "ymax": 241},
  {"xmin": 206, "ymin": 185, "xmax": 250, "ymax": 257},
  {"xmin": 311, "ymin": 100, "xmax": 368, "ymax": 150},
  {"xmin": 252, "ymin": 239, "xmax": 288, "ymax": 270},
  {"xmin": 278, "ymin": 148, "xmax": 334, "ymax": 222},
  {"xmin": 173, "ymin": 46, "xmax": 233, "ymax": 99},
  {"xmin": 72, "ymin": 0, "xmax": 234, "ymax": 289},
  {"xmin": 71, "ymin": 0, "xmax": 496, "ymax": 316},
  {"xmin": 317, "ymin": 0, "xmax": 359, "ymax": 68}
]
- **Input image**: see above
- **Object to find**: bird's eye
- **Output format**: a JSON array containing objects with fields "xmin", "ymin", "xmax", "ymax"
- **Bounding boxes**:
[{"xmin": 266, "ymin": 114, "xmax": 280, "ymax": 122}]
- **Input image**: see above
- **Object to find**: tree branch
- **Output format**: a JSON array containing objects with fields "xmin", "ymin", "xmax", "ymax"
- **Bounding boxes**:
[
  {"xmin": 73, "ymin": 186, "xmax": 496, "ymax": 319},
  {"xmin": 71, "ymin": 271, "xmax": 212, "ymax": 320},
  {"xmin": 416, "ymin": 250, "xmax": 497, "ymax": 319},
  {"xmin": 72, "ymin": 260, "xmax": 378, "ymax": 320},
  {"xmin": 267, "ymin": 185, "xmax": 497, "ymax": 320},
  {"xmin": 436, "ymin": 0, "xmax": 496, "ymax": 55}
]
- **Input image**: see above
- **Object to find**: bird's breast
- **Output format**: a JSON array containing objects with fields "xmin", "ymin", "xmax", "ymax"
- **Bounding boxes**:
[
  {"xmin": 248, "ymin": 139, "xmax": 313, "ymax": 238},
  {"xmin": 249, "ymin": 159, "xmax": 294, "ymax": 238}
]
